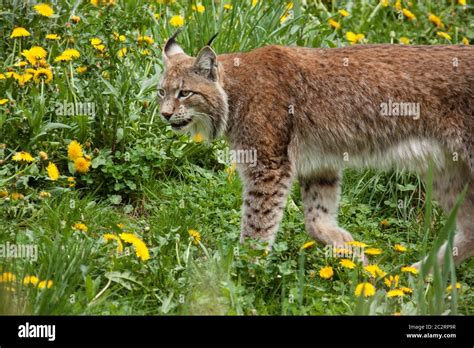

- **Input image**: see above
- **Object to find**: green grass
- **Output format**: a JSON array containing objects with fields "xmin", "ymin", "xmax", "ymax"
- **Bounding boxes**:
[{"xmin": 0, "ymin": 0, "xmax": 473, "ymax": 315}]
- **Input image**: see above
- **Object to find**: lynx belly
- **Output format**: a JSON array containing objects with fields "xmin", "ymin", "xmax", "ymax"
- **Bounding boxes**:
[{"xmin": 294, "ymin": 138, "xmax": 447, "ymax": 176}]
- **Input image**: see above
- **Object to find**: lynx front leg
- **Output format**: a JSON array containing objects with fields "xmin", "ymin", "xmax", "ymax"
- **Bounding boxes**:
[
  {"xmin": 299, "ymin": 171, "xmax": 354, "ymax": 246},
  {"xmin": 240, "ymin": 164, "xmax": 294, "ymax": 247}
]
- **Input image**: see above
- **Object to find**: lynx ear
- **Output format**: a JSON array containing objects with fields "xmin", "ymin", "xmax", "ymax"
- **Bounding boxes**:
[
  {"xmin": 193, "ymin": 46, "xmax": 218, "ymax": 81},
  {"xmin": 163, "ymin": 29, "xmax": 184, "ymax": 66}
]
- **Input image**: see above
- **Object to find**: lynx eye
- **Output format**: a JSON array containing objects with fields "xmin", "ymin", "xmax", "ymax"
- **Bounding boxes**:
[
  {"xmin": 178, "ymin": 90, "xmax": 193, "ymax": 99},
  {"xmin": 157, "ymin": 88, "xmax": 166, "ymax": 98}
]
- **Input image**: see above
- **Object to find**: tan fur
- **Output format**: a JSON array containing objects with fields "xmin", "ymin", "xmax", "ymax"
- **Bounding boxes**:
[{"xmin": 159, "ymin": 41, "xmax": 474, "ymax": 267}]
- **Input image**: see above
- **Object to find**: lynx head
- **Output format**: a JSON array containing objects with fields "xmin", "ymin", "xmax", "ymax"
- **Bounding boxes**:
[{"xmin": 158, "ymin": 32, "xmax": 228, "ymax": 140}]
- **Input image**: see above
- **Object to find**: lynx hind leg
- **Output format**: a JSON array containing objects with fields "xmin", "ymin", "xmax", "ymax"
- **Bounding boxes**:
[
  {"xmin": 299, "ymin": 171, "xmax": 354, "ymax": 247},
  {"xmin": 413, "ymin": 164, "xmax": 474, "ymax": 269}
]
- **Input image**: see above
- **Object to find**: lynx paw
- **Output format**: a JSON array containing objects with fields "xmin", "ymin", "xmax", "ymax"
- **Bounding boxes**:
[{"xmin": 310, "ymin": 224, "xmax": 354, "ymax": 246}]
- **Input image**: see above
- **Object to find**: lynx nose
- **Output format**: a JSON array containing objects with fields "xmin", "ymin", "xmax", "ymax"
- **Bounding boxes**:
[{"xmin": 161, "ymin": 111, "xmax": 173, "ymax": 121}]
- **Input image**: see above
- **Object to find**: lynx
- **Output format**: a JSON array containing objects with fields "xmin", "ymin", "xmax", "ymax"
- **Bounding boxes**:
[{"xmin": 158, "ymin": 32, "xmax": 474, "ymax": 268}]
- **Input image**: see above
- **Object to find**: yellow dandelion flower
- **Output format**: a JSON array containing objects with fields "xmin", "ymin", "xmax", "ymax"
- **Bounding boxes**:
[
  {"xmin": 117, "ymin": 47, "xmax": 127, "ymax": 58},
  {"xmin": 55, "ymin": 49, "xmax": 80, "ymax": 63},
  {"xmin": 280, "ymin": 14, "xmax": 289, "ymax": 24},
  {"xmin": 38, "ymin": 280, "xmax": 53, "ymax": 289},
  {"xmin": 39, "ymin": 191, "xmax": 51, "ymax": 198},
  {"xmin": 70, "ymin": 15, "xmax": 81, "ymax": 23},
  {"xmin": 0, "ymin": 99, "xmax": 9, "ymax": 106},
  {"xmin": 46, "ymin": 162, "xmax": 60, "ymax": 180},
  {"xmin": 62, "ymin": 48, "xmax": 80, "ymax": 59},
  {"xmin": 113, "ymin": 32, "xmax": 126, "ymax": 42},
  {"xmin": 387, "ymin": 289, "xmax": 405, "ymax": 298},
  {"xmin": 17, "ymin": 73, "xmax": 33, "ymax": 86},
  {"xmin": 169, "ymin": 15, "xmax": 185, "ymax": 27},
  {"xmin": 192, "ymin": 3, "xmax": 205, "ymax": 13},
  {"xmin": 338, "ymin": 9, "xmax": 349, "ymax": 17},
  {"xmin": 319, "ymin": 266, "xmax": 334, "ymax": 279},
  {"xmin": 67, "ymin": 176, "xmax": 76, "ymax": 188},
  {"xmin": 188, "ymin": 229, "xmax": 201, "ymax": 245},
  {"xmin": 328, "ymin": 19, "xmax": 341, "ymax": 30},
  {"xmin": 381, "ymin": 0, "xmax": 389, "ymax": 7},
  {"xmin": 458, "ymin": 0, "xmax": 466, "ymax": 5},
  {"xmin": 355, "ymin": 282, "xmax": 376, "ymax": 297},
  {"xmin": 73, "ymin": 222, "xmax": 88, "ymax": 232},
  {"xmin": 46, "ymin": 33, "xmax": 60, "ymax": 40},
  {"xmin": 224, "ymin": 4, "xmax": 233, "ymax": 10},
  {"xmin": 437, "ymin": 31, "xmax": 452, "ymax": 41},
  {"xmin": 95, "ymin": 44, "xmax": 106, "ymax": 52},
  {"xmin": 14, "ymin": 61, "xmax": 28, "ymax": 67},
  {"xmin": 400, "ymin": 287, "xmax": 413, "ymax": 294},
  {"xmin": 395, "ymin": 0, "xmax": 401, "ymax": 9},
  {"xmin": 23, "ymin": 275, "xmax": 39, "ymax": 286},
  {"xmin": 346, "ymin": 31, "xmax": 365, "ymax": 44},
  {"xmin": 10, "ymin": 27, "xmax": 31, "ymax": 39},
  {"xmin": 12, "ymin": 151, "xmax": 35, "ymax": 163},
  {"xmin": 76, "ymin": 66, "xmax": 88, "ymax": 73},
  {"xmin": 33, "ymin": 3, "xmax": 54, "ymax": 17},
  {"xmin": 428, "ymin": 13, "xmax": 444, "ymax": 28},
  {"xmin": 252, "ymin": 0, "xmax": 258, "ymax": 7},
  {"xmin": 11, "ymin": 192, "xmax": 24, "ymax": 200},
  {"xmin": 0, "ymin": 190, "xmax": 8, "ymax": 198},
  {"xmin": 33, "ymin": 68, "xmax": 53, "ymax": 83},
  {"xmin": 399, "ymin": 37, "xmax": 410, "ymax": 45},
  {"xmin": 90, "ymin": 38, "xmax": 102, "ymax": 46},
  {"xmin": 301, "ymin": 241, "xmax": 315, "ymax": 250},
  {"xmin": 346, "ymin": 241, "xmax": 367, "ymax": 248},
  {"xmin": 401, "ymin": 266, "xmax": 418, "ymax": 275},
  {"xmin": 380, "ymin": 218, "xmax": 389, "ymax": 227},
  {"xmin": 74, "ymin": 157, "xmax": 91, "ymax": 174},
  {"xmin": 462, "ymin": 37, "xmax": 469, "ymax": 45},
  {"xmin": 137, "ymin": 35, "xmax": 154, "ymax": 45},
  {"xmin": 402, "ymin": 8, "xmax": 416, "ymax": 20},
  {"xmin": 192, "ymin": 132, "xmax": 204, "ymax": 143},
  {"xmin": 340, "ymin": 258, "xmax": 356, "ymax": 269},
  {"xmin": 67, "ymin": 140, "xmax": 83, "ymax": 160},
  {"xmin": 119, "ymin": 233, "xmax": 150, "ymax": 261},
  {"xmin": 394, "ymin": 244, "xmax": 407, "ymax": 252},
  {"xmin": 364, "ymin": 248, "xmax": 382, "ymax": 256},
  {"xmin": 103, "ymin": 233, "xmax": 124, "ymax": 253},
  {"xmin": 364, "ymin": 264, "xmax": 386, "ymax": 278},
  {"xmin": 39, "ymin": 151, "xmax": 48, "ymax": 160},
  {"xmin": 54, "ymin": 54, "xmax": 71, "ymax": 62},
  {"xmin": 0, "ymin": 74, "xmax": 5, "ymax": 80},
  {"xmin": 446, "ymin": 282, "xmax": 461, "ymax": 292},
  {"xmin": 384, "ymin": 275, "xmax": 399, "ymax": 288},
  {"xmin": 0, "ymin": 272, "xmax": 16, "ymax": 282}
]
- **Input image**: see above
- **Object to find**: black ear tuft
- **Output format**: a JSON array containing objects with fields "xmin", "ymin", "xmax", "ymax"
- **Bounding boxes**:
[
  {"xmin": 163, "ymin": 28, "xmax": 185, "ymax": 61},
  {"xmin": 206, "ymin": 32, "xmax": 219, "ymax": 47},
  {"xmin": 163, "ymin": 28, "xmax": 183, "ymax": 54}
]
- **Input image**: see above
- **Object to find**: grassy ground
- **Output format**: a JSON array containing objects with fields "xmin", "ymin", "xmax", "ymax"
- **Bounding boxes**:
[{"xmin": 0, "ymin": 0, "xmax": 473, "ymax": 315}]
